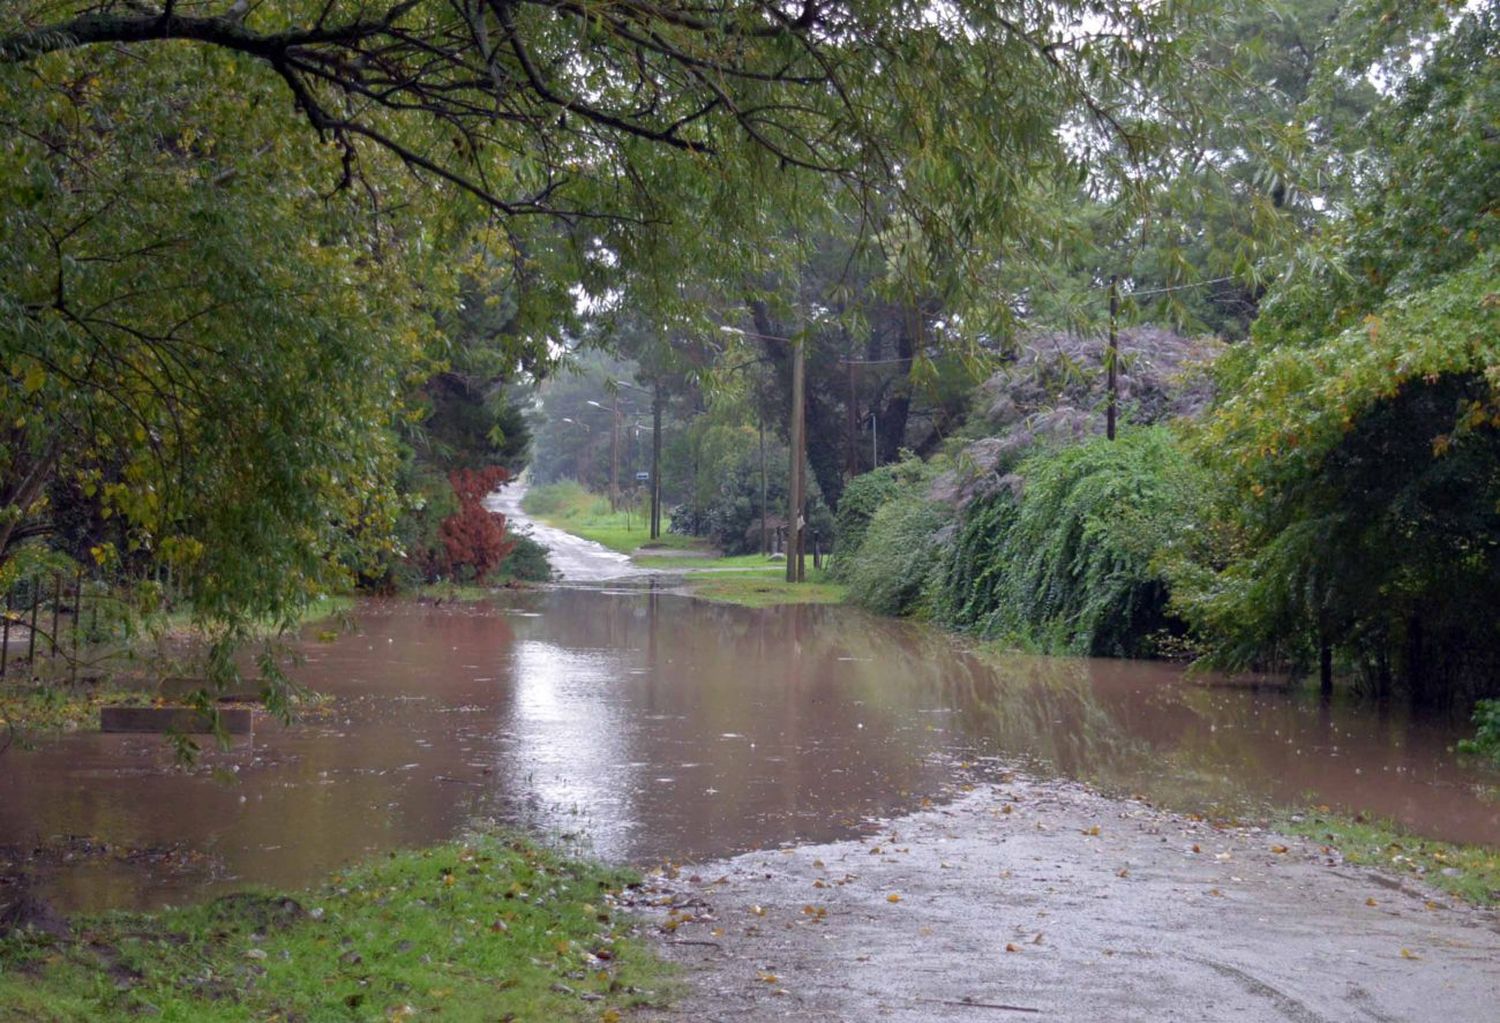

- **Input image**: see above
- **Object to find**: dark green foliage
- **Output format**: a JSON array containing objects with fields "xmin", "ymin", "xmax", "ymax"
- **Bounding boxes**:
[
  {"xmin": 1457, "ymin": 700, "xmax": 1500, "ymax": 764},
  {"xmin": 830, "ymin": 457, "xmax": 931, "ymax": 582},
  {"xmin": 420, "ymin": 375, "xmax": 532, "ymax": 474},
  {"xmin": 496, "ymin": 531, "xmax": 553, "ymax": 583},
  {"xmin": 942, "ymin": 428, "xmax": 1204, "ymax": 657},
  {"xmin": 1180, "ymin": 5, "xmax": 1500, "ymax": 701},
  {"xmin": 843, "ymin": 493, "xmax": 951, "ymax": 617},
  {"xmin": 688, "ymin": 448, "xmax": 833, "ymax": 557}
]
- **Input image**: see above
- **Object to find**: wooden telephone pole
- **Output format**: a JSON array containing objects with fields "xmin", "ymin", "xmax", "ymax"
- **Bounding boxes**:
[{"xmin": 787, "ymin": 330, "xmax": 806, "ymax": 582}]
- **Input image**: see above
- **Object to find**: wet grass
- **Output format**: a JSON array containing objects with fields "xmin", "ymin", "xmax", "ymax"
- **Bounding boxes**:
[
  {"xmin": 1284, "ymin": 809, "xmax": 1500, "ymax": 906},
  {"xmin": 0, "ymin": 595, "xmax": 357, "ymax": 739},
  {"xmin": 0, "ymin": 835, "xmax": 672, "ymax": 1022},
  {"xmin": 523, "ymin": 482, "xmax": 848, "ymax": 607},
  {"xmin": 686, "ymin": 574, "xmax": 847, "ymax": 607},
  {"xmin": 0, "ymin": 679, "xmax": 151, "ymax": 737}
]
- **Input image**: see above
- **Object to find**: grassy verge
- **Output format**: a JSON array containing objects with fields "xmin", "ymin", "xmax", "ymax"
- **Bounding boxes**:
[
  {"xmin": 0, "ymin": 594, "xmax": 355, "ymax": 737},
  {"xmin": 0, "ymin": 680, "xmax": 151, "ymax": 736},
  {"xmin": 1284, "ymin": 809, "xmax": 1500, "ymax": 906},
  {"xmin": 633, "ymin": 553, "xmax": 782, "ymax": 571},
  {"xmin": 159, "ymin": 593, "xmax": 355, "ymax": 640},
  {"xmin": 0, "ymin": 835, "xmax": 671, "ymax": 1022},
  {"xmin": 686, "ymin": 574, "xmax": 847, "ymax": 608}
]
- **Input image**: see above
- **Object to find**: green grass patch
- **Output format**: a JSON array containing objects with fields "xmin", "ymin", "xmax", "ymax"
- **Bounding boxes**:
[
  {"xmin": 523, "ymin": 482, "xmax": 699, "ymax": 556},
  {"xmin": 685, "ymin": 574, "xmax": 847, "ymax": 608},
  {"xmin": 0, "ymin": 835, "xmax": 672, "ymax": 1022},
  {"xmin": 1284, "ymin": 810, "xmax": 1500, "ymax": 906},
  {"xmin": 0, "ymin": 680, "xmax": 151, "ymax": 736},
  {"xmin": 158, "ymin": 593, "xmax": 355, "ymax": 639}
]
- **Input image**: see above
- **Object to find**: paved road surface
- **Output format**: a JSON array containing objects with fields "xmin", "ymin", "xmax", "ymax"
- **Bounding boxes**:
[{"xmin": 485, "ymin": 483, "xmax": 641, "ymax": 582}]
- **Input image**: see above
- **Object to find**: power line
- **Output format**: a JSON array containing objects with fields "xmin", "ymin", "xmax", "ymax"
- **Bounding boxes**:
[{"xmin": 1114, "ymin": 275, "xmax": 1240, "ymax": 299}]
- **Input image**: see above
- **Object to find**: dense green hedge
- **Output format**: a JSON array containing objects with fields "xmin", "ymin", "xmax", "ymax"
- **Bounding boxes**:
[
  {"xmin": 843, "ymin": 492, "xmax": 951, "ymax": 617},
  {"xmin": 941, "ymin": 428, "xmax": 1204, "ymax": 656}
]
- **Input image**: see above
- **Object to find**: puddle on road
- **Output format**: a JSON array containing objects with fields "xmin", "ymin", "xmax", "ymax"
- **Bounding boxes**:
[{"xmin": 2, "ymin": 590, "xmax": 1496, "ymax": 912}]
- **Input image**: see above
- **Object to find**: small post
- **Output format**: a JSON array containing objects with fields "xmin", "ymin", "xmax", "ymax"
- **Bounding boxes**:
[{"xmin": 1107, "ymin": 275, "xmax": 1119, "ymax": 441}]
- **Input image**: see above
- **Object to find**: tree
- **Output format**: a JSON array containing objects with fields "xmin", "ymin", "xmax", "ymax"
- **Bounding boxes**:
[
  {"xmin": 1175, "ymin": 3, "xmax": 1500, "ymax": 703},
  {"xmin": 2, "ymin": 0, "xmax": 1228, "ymax": 691}
]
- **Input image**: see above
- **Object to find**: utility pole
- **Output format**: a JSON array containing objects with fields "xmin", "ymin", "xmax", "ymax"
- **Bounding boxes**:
[
  {"xmin": 650, "ymin": 382, "xmax": 663, "ymax": 539},
  {"xmin": 787, "ymin": 328, "xmax": 806, "ymax": 583},
  {"xmin": 759, "ymin": 412, "xmax": 769, "ymax": 556},
  {"xmin": 610, "ymin": 391, "xmax": 621, "ymax": 507},
  {"xmin": 845, "ymin": 356, "xmax": 858, "ymax": 477},
  {"xmin": 1107, "ymin": 274, "xmax": 1119, "ymax": 442}
]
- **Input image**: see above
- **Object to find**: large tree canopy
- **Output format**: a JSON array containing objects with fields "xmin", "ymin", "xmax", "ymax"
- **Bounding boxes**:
[
  {"xmin": 1, "ymin": 0, "xmax": 1211, "ymax": 253},
  {"xmin": 0, "ymin": 0, "xmax": 1220, "ymax": 703},
  {"xmin": 1172, "ymin": 2, "xmax": 1500, "ymax": 700}
]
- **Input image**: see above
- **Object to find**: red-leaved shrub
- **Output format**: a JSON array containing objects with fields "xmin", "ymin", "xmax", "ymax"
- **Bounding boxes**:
[{"xmin": 438, "ymin": 466, "xmax": 515, "ymax": 580}]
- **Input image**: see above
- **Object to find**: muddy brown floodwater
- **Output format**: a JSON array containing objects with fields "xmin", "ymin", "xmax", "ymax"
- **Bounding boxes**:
[{"xmin": 1, "ymin": 589, "xmax": 1496, "ymax": 913}]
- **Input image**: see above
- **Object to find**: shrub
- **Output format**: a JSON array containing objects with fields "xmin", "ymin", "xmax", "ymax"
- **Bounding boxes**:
[
  {"xmin": 1456, "ymin": 700, "xmax": 1500, "ymax": 763},
  {"xmin": 673, "ymin": 446, "xmax": 832, "ymax": 556},
  {"xmin": 844, "ymin": 492, "xmax": 951, "ymax": 617},
  {"xmin": 830, "ymin": 455, "xmax": 933, "ymax": 582},
  {"xmin": 438, "ymin": 467, "xmax": 515, "ymax": 581},
  {"xmin": 520, "ymin": 479, "xmax": 591, "ymax": 519},
  {"xmin": 494, "ymin": 531, "xmax": 553, "ymax": 582},
  {"xmin": 941, "ymin": 427, "xmax": 1205, "ymax": 656}
]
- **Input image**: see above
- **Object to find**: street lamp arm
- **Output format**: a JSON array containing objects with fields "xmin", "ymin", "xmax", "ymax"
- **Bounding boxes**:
[{"xmin": 720, "ymin": 324, "xmax": 794, "ymax": 344}]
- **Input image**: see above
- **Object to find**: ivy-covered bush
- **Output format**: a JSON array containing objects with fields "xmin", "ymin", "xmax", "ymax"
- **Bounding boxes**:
[
  {"xmin": 941, "ymin": 427, "xmax": 1205, "ymax": 657},
  {"xmin": 843, "ymin": 492, "xmax": 951, "ymax": 617},
  {"xmin": 830, "ymin": 455, "xmax": 933, "ymax": 582}
]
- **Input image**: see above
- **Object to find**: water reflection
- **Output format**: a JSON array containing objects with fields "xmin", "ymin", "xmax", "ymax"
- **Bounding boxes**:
[{"xmin": 1, "ymin": 590, "xmax": 1495, "ymax": 913}]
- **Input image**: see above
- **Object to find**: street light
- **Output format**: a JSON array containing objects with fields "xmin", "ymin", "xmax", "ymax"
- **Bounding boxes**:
[
  {"xmin": 584, "ymin": 399, "xmax": 619, "ymax": 510},
  {"xmin": 720, "ymin": 322, "xmax": 806, "ymax": 583}
]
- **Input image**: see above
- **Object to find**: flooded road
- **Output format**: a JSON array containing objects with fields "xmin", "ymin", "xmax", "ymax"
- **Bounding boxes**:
[{"xmin": 1, "ymin": 590, "xmax": 1496, "ymax": 913}]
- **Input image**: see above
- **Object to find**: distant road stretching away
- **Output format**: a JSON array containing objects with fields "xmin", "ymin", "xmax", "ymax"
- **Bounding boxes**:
[{"xmin": 485, "ymin": 482, "xmax": 641, "ymax": 582}]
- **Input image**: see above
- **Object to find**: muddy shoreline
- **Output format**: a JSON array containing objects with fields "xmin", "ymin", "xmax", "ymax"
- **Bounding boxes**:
[{"xmin": 632, "ymin": 774, "xmax": 1500, "ymax": 1022}]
